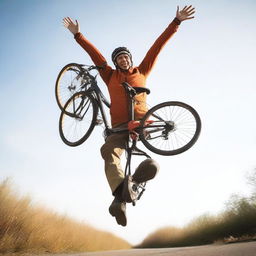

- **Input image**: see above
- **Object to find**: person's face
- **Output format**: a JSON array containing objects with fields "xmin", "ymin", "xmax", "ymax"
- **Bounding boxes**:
[{"xmin": 116, "ymin": 54, "xmax": 132, "ymax": 70}]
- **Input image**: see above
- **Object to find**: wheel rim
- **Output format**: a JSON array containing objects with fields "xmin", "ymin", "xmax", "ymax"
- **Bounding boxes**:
[
  {"xmin": 56, "ymin": 64, "xmax": 83, "ymax": 109},
  {"xmin": 60, "ymin": 93, "xmax": 96, "ymax": 145},
  {"xmin": 141, "ymin": 102, "xmax": 200, "ymax": 155}
]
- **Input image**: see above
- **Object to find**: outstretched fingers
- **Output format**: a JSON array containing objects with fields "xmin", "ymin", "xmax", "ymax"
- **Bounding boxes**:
[
  {"xmin": 62, "ymin": 17, "xmax": 74, "ymax": 27},
  {"xmin": 182, "ymin": 5, "xmax": 188, "ymax": 11},
  {"xmin": 187, "ymin": 7, "xmax": 195, "ymax": 16},
  {"xmin": 183, "ymin": 5, "xmax": 195, "ymax": 16},
  {"xmin": 62, "ymin": 16, "xmax": 80, "ymax": 34},
  {"xmin": 62, "ymin": 17, "xmax": 70, "ymax": 27},
  {"xmin": 177, "ymin": 5, "xmax": 195, "ymax": 21},
  {"xmin": 62, "ymin": 18, "xmax": 68, "ymax": 27},
  {"xmin": 182, "ymin": 5, "xmax": 193, "ymax": 11}
]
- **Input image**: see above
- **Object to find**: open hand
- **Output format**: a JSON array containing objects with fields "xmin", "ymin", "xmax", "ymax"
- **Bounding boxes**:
[
  {"xmin": 63, "ymin": 17, "xmax": 80, "ymax": 35},
  {"xmin": 176, "ymin": 5, "xmax": 195, "ymax": 22}
]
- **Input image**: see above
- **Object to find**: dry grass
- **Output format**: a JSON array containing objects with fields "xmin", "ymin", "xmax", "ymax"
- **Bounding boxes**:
[
  {"xmin": 137, "ymin": 201, "xmax": 256, "ymax": 248},
  {"xmin": 0, "ymin": 179, "xmax": 131, "ymax": 253},
  {"xmin": 137, "ymin": 182, "xmax": 256, "ymax": 248}
]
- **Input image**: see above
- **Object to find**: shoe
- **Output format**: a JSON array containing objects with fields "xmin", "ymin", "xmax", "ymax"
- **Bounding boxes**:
[
  {"xmin": 109, "ymin": 197, "xmax": 127, "ymax": 226},
  {"xmin": 132, "ymin": 159, "xmax": 159, "ymax": 184},
  {"xmin": 122, "ymin": 175, "xmax": 140, "ymax": 203}
]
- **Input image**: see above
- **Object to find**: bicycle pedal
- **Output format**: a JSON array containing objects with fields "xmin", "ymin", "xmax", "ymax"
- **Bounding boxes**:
[{"xmin": 95, "ymin": 119, "xmax": 103, "ymax": 125}]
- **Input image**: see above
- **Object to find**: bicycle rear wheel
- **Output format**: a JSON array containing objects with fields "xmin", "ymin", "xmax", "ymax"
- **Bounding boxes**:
[
  {"xmin": 59, "ymin": 91, "xmax": 98, "ymax": 147},
  {"xmin": 139, "ymin": 101, "xmax": 201, "ymax": 156},
  {"xmin": 55, "ymin": 63, "xmax": 84, "ymax": 111}
]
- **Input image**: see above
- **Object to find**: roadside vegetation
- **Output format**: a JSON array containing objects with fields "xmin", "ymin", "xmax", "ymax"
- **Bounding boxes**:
[
  {"xmin": 0, "ymin": 179, "xmax": 130, "ymax": 253},
  {"xmin": 2, "ymin": 170, "xmax": 256, "ymax": 253},
  {"xmin": 137, "ymin": 169, "xmax": 256, "ymax": 248}
]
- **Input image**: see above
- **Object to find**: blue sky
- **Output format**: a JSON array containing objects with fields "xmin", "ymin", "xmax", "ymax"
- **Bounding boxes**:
[{"xmin": 1, "ymin": 0, "xmax": 256, "ymax": 245}]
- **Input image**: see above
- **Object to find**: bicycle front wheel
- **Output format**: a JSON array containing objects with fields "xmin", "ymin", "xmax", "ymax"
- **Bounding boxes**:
[
  {"xmin": 139, "ymin": 101, "xmax": 201, "ymax": 156},
  {"xmin": 55, "ymin": 63, "xmax": 84, "ymax": 111},
  {"xmin": 59, "ymin": 92, "xmax": 98, "ymax": 147}
]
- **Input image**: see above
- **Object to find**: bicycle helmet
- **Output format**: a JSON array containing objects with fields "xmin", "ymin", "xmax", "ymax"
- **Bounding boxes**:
[{"xmin": 111, "ymin": 47, "xmax": 133, "ymax": 67}]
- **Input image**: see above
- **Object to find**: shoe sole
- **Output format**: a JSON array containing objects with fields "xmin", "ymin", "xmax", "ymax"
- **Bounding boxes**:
[
  {"xmin": 133, "ymin": 164, "xmax": 159, "ymax": 183},
  {"xmin": 132, "ymin": 159, "xmax": 159, "ymax": 183},
  {"xmin": 134, "ymin": 169, "xmax": 157, "ymax": 183}
]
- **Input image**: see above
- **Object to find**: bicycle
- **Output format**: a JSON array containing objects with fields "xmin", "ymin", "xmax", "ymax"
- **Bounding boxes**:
[{"xmin": 55, "ymin": 63, "xmax": 201, "ymax": 204}]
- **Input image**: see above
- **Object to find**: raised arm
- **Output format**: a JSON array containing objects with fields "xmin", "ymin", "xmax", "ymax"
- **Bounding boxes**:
[
  {"xmin": 138, "ymin": 5, "xmax": 195, "ymax": 77},
  {"xmin": 62, "ymin": 17, "xmax": 113, "ymax": 84}
]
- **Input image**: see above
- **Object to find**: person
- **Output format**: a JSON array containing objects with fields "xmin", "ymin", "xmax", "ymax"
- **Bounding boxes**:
[{"xmin": 63, "ymin": 5, "xmax": 195, "ymax": 227}]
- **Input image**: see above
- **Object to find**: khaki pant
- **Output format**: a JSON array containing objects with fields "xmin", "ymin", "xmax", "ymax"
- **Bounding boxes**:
[{"xmin": 100, "ymin": 130, "xmax": 129, "ymax": 194}]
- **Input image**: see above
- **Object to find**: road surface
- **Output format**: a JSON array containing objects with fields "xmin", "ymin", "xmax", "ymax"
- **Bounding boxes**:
[{"xmin": 77, "ymin": 241, "xmax": 256, "ymax": 256}]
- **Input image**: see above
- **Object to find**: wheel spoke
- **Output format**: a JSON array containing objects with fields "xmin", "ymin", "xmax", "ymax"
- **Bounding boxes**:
[{"xmin": 140, "ymin": 102, "xmax": 201, "ymax": 155}]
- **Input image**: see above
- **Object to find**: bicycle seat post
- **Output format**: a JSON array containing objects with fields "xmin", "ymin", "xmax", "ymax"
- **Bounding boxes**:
[
  {"xmin": 121, "ymin": 82, "xmax": 138, "ymax": 122},
  {"xmin": 129, "ymin": 93, "xmax": 135, "ymax": 122}
]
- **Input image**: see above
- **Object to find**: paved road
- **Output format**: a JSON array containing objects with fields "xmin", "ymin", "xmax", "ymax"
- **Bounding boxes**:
[{"xmin": 76, "ymin": 241, "xmax": 256, "ymax": 256}]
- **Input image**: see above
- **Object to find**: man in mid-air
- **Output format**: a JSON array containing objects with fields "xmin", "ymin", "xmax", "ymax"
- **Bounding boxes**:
[{"xmin": 63, "ymin": 5, "xmax": 195, "ymax": 226}]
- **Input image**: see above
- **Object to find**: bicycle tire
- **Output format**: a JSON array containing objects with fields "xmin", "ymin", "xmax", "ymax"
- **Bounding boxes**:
[
  {"xmin": 59, "ymin": 91, "xmax": 98, "ymax": 147},
  {"xmin": 55, "ymin": 63, "xmax": 84, "ymax": 111},
  {"xmin": 139, "ymin": 101, "xmax": 201, "ymax": 156}
]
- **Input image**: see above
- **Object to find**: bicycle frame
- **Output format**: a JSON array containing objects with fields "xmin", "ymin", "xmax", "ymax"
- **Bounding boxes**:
[
  {"xmin": 88, "ymin": 77, "xmax": 112, "ymax": 131},
  {"xmin": 70, "ymin": 65, "xmax": 181, "ymax": 153},
  {"xmin": 76, "ymin": 66, "xmax": 150, "ymax": 205},
  {"xmin": 73, "ymin": 65, "xmax": 111, "ymax": 128},
  {"xmin": 77, "ymin": 66, "xmax": 169, "ymax": 140}
]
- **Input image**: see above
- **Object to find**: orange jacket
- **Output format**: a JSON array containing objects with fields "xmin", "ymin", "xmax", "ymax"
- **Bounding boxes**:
[{"xmin": 75, "ymin": 19, "xmax": 180, "ymax": 127}]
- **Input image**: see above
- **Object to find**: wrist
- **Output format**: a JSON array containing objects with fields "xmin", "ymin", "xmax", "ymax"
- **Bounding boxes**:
[
  {"xmin": 74, "ymin": 32, "xmax": 80, "ymax": 38},
  {"xmin": 173, "ymin": 17, "xmax": 181, "ymax": 25}
]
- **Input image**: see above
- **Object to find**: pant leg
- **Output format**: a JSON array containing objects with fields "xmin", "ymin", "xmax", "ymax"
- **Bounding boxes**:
[{"xmin": 100, "ymin": 132, "xmax": 128, "ymax": 194}]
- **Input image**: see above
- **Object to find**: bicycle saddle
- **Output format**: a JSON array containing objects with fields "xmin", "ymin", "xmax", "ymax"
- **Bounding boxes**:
[
  {"xmin": 121, "ymin": 82, "xmax": 150, "ymax": 96},
  {"xmin": 133, "ymin": 87, "xmax": 150, "ymax": 95}
]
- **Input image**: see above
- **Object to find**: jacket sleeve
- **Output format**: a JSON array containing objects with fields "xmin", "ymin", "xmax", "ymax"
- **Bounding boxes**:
[
  {"xmin": 74, "ymin": 32, "xmax": 113, "ymax": 85},
  {"xmin": 138, "ymin": 18, "xmax": 180, "ymax": 77}
]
